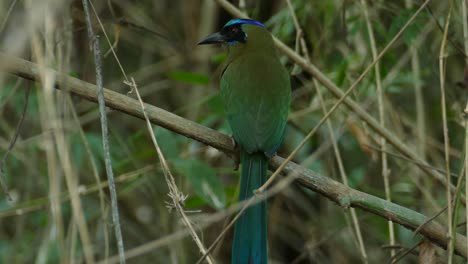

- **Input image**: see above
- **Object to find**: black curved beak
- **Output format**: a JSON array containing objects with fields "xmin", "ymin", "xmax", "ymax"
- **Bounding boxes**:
[{"xmin": 197, "ymin": 32, "xmax": 225, "ymax": 45}]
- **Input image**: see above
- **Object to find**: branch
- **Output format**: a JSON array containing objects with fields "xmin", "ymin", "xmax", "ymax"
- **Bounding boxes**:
[{"xmin": 0, "ymin": 52, "xmax": 466, "ymax": 258}]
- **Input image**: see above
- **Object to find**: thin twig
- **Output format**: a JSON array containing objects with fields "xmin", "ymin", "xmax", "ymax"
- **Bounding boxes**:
[
  {"xmin": 382, "ymin": 13, "xmax": 433, "ymax": 89},
  {"xmin": 439, "ymin": 6, "xmax": 453, "ymax": 263},
  {"xmin": 81, "ymin": 0, "xmax": 125, "ymax": 263},
  {"xmin": 88, "ymin": 1, "xmax": 128, "ymax": 81},
  {"xmin": 412, "ymin": 206, "xmax": 448, "ymax": 237},
  {"xmin": 88, "ymin": 1, "xmax": 215, "ymax": 259},
  {"xmin": 451, "ymin": 147, "xmax": 466, "ymax": 263},
  {"xmin": 0, "ymin": 165, "xmax": 154, "ymax": 219},
  {"xmin": 0, "ymin": 0, "xmax": 18, "ymax": 33},
  {"xmin": 387, "ymin": 241, "xmax": 423, "ymax": 264},
  {"xmin": 361, "ymin": 0, "xmax": 395, "ymax": 257},
  {"xmin": 313, "ymin": 80, "xmax": 368, "ymax": 262},
  {"xmin": 286, "ymin": 2, "xmax": 367, "ymax": 260},
  {"xmin": 424, "ymin": 3, "xmax": 467, "ymax": 58},
  {"xmin": 29, "ymin": 5, "xmax": 95, "ymax": 262},
  {"xmin": 285, "ymin": 0, "xmax": 310, "ymax": 62},
  {"xmin": 67, "ymin": 95, "xmax": 110, "ymax": 260},
  {"xmin": 0, "ymin": 78, "xmax": 22, "ymax": 112},
  {"xmin": 127, "ymin": 78, "xmax": 214, "ymax": 264},
  {"xmin": 365, "ymin": 144, "xmax": 458, "ymax": 178},
  {"xmin": 405, "ymin": 0, "xmax": 426, "ymax": 159},
  {"xmin": 0, "ymin": 84, "xmax": 30, "ymax": 201},
  {"xmin": 195, "ymin": 197, "xmax": 255, "ymax": 264},
  {"xmin": 465, "ymin": 105, "xmax": 468, "ymax": 257},
  {"xmin": 461, "ymin": 0, "xmax": 468, "ymax": 259}
]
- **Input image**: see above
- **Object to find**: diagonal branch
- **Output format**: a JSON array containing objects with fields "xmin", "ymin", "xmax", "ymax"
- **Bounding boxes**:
[{"xmin": 0, "ymin": 52, "xmax": 466, "ymax": 258}]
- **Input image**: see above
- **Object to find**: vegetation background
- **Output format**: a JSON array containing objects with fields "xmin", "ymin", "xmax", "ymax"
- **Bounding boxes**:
[{"xmin": 0, "ymin": 0, "xmax": 467, "ymax": 263}]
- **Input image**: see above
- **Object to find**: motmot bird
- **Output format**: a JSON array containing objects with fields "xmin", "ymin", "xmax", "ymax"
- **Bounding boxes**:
[{"xmin": 198, "ymin": 19, "xmax": 291, "ymax": 264}]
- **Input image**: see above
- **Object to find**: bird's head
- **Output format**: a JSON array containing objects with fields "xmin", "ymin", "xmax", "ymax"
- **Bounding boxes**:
[{"xmin": 197, "ymin": 18, "xmax": 268, "ymax": 47}]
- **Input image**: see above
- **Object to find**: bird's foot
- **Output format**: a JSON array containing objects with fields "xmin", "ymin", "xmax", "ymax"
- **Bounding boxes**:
[
  {"xmin": 264, "ymin": 151, "xmax": 277, "ymax": 159},
  {"xmin": 230, "ymin": 135, "xmax": 240, "ymax": 171}
]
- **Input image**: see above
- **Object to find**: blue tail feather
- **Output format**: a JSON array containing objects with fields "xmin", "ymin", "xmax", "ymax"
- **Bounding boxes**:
[{"xmin": 232, "ymin": 151, "xmax": 267, "ymax": 264}]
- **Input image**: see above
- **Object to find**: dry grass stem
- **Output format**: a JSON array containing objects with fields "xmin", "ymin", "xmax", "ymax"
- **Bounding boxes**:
[
  {"xmin": 127, "ymin": 78, "xmax": 214, "ymax": 264},
  {"xmin": 361, "ymin": 0, "xmax": 395, "ymax": 258},
  {"xmin": 438, "ymin": 7, "xmax": 453, "ymax": 263},
  {"xmin": 462, "ymin": 0, "xmax": 468, "ymax": 259}
]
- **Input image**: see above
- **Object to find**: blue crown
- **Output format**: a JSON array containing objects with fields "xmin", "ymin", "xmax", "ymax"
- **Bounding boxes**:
[{"xmin": 223, "ymin": 19, "xmax": 265, "ymax": 28}]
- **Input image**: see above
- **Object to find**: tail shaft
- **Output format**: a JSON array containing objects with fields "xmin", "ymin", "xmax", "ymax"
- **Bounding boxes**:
[{"xmin": 232, "ymin": 152, "xmax": 267, "ymax": 264}]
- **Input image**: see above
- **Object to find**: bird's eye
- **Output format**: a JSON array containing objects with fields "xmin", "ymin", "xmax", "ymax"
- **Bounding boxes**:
[{"xmin": 231, "ymin": 27, "xmax": 239, "ymax": 33}]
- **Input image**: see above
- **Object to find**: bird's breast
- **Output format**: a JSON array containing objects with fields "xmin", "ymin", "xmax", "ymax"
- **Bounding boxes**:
[{"xmin": 220, "ymin": 52, "xmax": 291, "ymax": 155}]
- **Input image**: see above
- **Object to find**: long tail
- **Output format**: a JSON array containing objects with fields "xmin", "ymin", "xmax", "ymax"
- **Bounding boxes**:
[{"xmin": 232, "ymin": 151, "xmax": 267, "ymax": 264}]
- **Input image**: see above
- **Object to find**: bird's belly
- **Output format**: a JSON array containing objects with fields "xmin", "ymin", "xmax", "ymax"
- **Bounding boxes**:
[
  {"xmin": 220, "ymin": 53, "xmax": 291, "ymax": 155},
  {"xmin": 222, "ymin": 82, "xmax": 289, "ymax": 155}
]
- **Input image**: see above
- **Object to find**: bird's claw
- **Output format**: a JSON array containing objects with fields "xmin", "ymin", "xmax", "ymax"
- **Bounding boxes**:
[{"xmin": 230, "ymin": 135, "xmax": 240, "ymax": 170}]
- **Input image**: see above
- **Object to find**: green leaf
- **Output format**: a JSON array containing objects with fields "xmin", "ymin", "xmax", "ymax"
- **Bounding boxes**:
[
  {"xmin": 387, "ymin": 9, "xmax": 424, "ymax": 46},
  {"xmin": 184, "ymin": 195, "xmax": 207, "ymax": 209},
  {"xmin": 348, "ymin": 167, "xmax": 365, "ymax": 188},
  {"xmin": 154, "ymin": 127, "xmax": 180, "ymax": 160},
  {"xmin": 167, "ymin": 71, "xmax": 209, "ymax": 85},
  {"xmin": 334, "ymin": 58, "xmax": 349, "ymax": 87},
  {"xmin": 70, "ymin": 132, "xmax": 103, "ymax": 174},
  {"xmin": 172, "ymin": 159, "xmax": 226, "ymax": 209}
]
